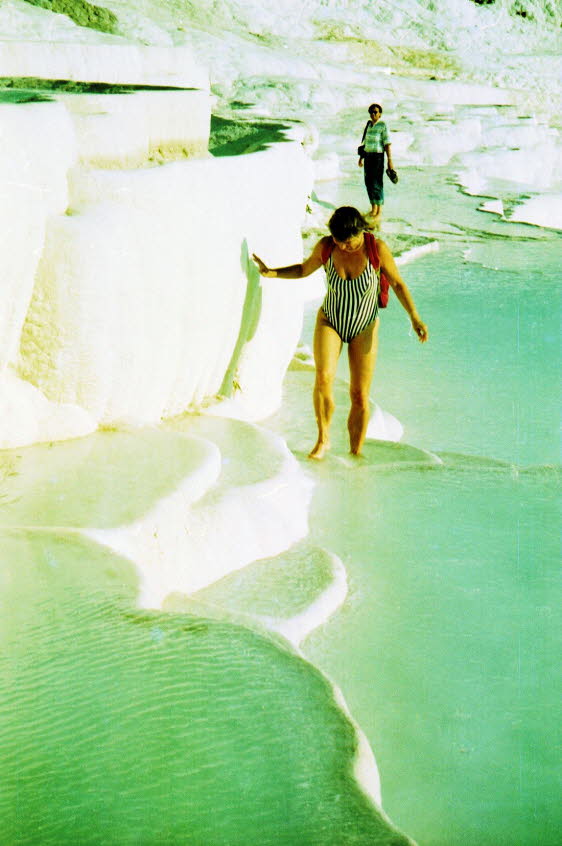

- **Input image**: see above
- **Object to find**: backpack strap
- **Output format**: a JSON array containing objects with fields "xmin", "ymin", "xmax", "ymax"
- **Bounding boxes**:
[
  {"xmin": 364, "ymin": 231, "xmax": 380, "ymax": 268},
  {"xmin": 365, "ymin": 232, "xmax": 389, "ymax": 308}
]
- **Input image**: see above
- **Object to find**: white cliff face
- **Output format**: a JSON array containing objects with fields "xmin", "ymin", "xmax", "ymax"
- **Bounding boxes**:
[
  {"xmin": 0, "ymin": 9, "xmax": 314, "ymax": 445},
  {"xmin": 0, "ymin": 98, "xmax": 96, "ymax": 449},
  {"xmin": 58, "ymin": 89, "xmax": 212, "ymax": 168},
  {"xmin": 16, "ymin": 135, "xmax": 313, "ymax": 427},
  {"xmin": 0, "ymin": 101, "xmax": 76, "ymax": 366}
]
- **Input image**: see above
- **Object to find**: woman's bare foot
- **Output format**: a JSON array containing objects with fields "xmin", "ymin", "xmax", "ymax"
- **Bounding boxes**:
[{"xmin": 308, "ymin": 439, "xmax": 330, "ymax": 460}]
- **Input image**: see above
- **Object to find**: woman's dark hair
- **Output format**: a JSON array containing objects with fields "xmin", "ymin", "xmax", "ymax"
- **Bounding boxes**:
[
  {"xmin": 368, "ymin": 103, "xmax": 382, "ymax": 114},
  {"xmin": 328, "ymin": 207, "xmax": 368, "ymax": 241}
]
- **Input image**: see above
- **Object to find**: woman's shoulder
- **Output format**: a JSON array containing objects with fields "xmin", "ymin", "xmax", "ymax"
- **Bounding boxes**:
[
  {"xmin": 373, "ymin": 238, "xmax": 392, "ymax": 260},
  {"xmin": 365, "ymin": 232, "xmax": 389, "ymax": 254},
  {"xmin": 312, "ymin": 235, "xmax": 334, "ymax": 264}
]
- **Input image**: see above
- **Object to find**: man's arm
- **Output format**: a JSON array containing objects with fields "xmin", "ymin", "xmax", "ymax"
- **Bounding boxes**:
[{"xmin": 384, "ymin": 142, "xmax": 394, "ymax": 170}]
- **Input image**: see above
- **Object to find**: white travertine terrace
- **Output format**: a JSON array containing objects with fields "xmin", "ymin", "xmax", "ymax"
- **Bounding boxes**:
[
  {"xmin": 15, "ymin": 139, "xmax": 313, "ymax": 427},
  {"xmin": 0, "ymin": 0, "xmax": 208, "ymax": 86},
  {"xmin": 0, "ymin": 38, "xmax": 209, "ymax": 87},
  {"xmin": 57, "ymin": 90, "xmax": 212, "ymax": 167},
  {"xmin": 0, "ymin": 15, "xmax": 315, "ymax": 447}
]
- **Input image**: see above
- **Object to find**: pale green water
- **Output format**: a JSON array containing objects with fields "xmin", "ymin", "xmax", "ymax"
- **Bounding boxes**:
[
  {"xmin": 266, "ymin": 179, "xmax": 561, "ymax": 844},
  {"xmin": 0, "ymin": 429, "xmax": 412, "ymax": 845},
  {"xmin": 376, "ymin": 244, "xmax": 561, "ymax": 467},
  {"xmin": 301, "ymin": 460, "xmax": 560, "ymax": 846},
  {"xmin": 0, "ymin": 528, "xmax": 411, "ymax": 845}
]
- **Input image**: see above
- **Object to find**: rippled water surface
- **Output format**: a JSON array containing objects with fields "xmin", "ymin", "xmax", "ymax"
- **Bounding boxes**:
[
  {"xmin": 271, "ymin": 184, "xmax": 561, "ymax": 845},
  {"xmin": 0, "ymin": 531, "xmax": 409, "ymax": 845}
]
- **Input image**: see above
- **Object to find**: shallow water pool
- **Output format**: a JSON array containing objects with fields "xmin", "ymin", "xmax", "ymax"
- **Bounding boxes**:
[{"xmin": 270, "ymin": 197, "xmax": 561, "ymax": 844}]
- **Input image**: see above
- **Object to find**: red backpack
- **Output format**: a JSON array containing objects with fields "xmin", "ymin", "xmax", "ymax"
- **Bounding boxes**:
[{"xmin": 320, "ymin": 231, "xmax": 389, "ymax": 308}]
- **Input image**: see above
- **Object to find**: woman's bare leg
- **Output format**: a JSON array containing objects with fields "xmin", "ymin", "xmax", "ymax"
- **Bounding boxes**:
[
  {"xmin": 347, "ymin": 318, "xmax": 379, "ymax": 455},
  {"xmin": 309, "ymin": 310, "xmax": 342, "ymax": 459}
]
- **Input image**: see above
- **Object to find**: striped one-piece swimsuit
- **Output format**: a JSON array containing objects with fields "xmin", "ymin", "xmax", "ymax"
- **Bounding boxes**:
[{"xmin": 322, "ymin": 255, "xmax": 380, "ymax": 343}]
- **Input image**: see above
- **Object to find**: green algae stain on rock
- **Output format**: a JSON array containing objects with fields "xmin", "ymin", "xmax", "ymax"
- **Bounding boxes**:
[
  {"xmin": 23, "ymin": 0, "xmax": 118, "ymax": 35},
  {"xmin": 209, "ymin": 115, "xmax": 290, "ymax": 157},
  {"xmin": 0, "ymin": 89, "xmax": 52, "ymax": 103},
  {"xmin": 0, "ymin": 79, "xmax": 195, "ymax": 94}
]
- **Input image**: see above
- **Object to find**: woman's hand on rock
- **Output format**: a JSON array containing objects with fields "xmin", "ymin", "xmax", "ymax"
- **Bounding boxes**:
[{"xmin": 252, "ymin": 254, "xmax": 274, "ymax": 276}]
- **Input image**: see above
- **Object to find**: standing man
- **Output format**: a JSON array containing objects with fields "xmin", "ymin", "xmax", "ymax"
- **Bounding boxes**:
[{"xmin": 358, "ymin": 103, "xmax": 396, "ymax": 226}]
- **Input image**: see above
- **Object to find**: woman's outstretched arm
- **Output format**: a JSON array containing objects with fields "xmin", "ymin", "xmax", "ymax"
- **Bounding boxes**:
[
  {"xmin": 378, "ymin": 240, "xmax": 428, "ymax": 342},
  {"xmin": 252, "ymin": 238, "xmax": 328, "ymax": 279}
]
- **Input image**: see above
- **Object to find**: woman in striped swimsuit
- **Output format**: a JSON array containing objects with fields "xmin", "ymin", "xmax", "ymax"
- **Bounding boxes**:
[{"xmin": 253, "ymin": 207, "xmax": 428, "ymax": 459}]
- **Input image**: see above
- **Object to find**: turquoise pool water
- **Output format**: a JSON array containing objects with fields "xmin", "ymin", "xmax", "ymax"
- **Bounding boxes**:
[
  {"xmin": 300, "ymin": 457, "xmax": 559, "ymax": 846},
  {"xmin": 269, "ymin": 180, "xmax": 561, "ymax": 844},
  {"xmin": 376, "ymin": 243, "xmax": 561, "ymax": 467},
  {"xmin": 0, "ymin": 528, "xmax": 412, "ymax": 845},
  {"xmin": 0, "ymin": 432, "xmax": 413, "ymax": 845}
]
